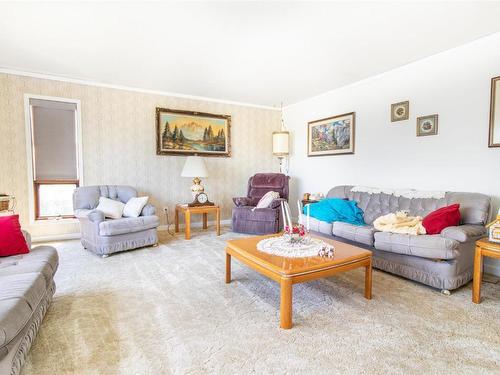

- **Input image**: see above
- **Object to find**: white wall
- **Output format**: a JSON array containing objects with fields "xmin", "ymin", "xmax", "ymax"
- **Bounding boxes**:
[{"xmin": 284, "ymin": 33, "xmax": 500, "ymax": 275}]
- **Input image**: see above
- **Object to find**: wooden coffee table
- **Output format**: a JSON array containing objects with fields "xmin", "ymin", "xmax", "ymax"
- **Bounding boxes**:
[{"xmin": 225, "ymin": 234, "xmax": 372, "ymax": 329}]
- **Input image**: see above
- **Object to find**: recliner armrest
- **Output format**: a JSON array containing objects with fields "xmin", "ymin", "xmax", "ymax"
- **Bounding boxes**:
[
  {"xmin": 440, "ymin": 225, "xmax": 486, "ymax": 243},
  {"xmin": 269, "ymin": 198, "xmax": 287, "ymax": 209},
  {"xmin": 233, "ymin": 197, "xmax": 254, "ymax": 207},
  {"xmin": 140, "ymin": 204, "xmax": 156, "ymax": 216}
]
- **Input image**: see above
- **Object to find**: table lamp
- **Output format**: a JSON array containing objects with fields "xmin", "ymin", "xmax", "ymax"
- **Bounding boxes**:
[{"xmin": 181, "ymin": 156, "xmax": 208, "ymax": 198}]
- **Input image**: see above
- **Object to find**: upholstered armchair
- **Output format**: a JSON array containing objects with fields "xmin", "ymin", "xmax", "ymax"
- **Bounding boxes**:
[
  {"xmin": 232, "ymin": 173, "xmax": 290, "ymax": 234},
  {"xmin": 73, "ymin": 185, "xmax": 159, "ymax": 257}
]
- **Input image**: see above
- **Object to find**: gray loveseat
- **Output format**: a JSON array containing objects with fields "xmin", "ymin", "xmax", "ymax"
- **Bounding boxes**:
[
  {"xmin": 73, "ymin": 185, "xmax": 160, "ymax": 257},
  {"xmin": 0, "ymin": 231, "xmax": 58, "ymax": 375},
  {"xmin": 301, "ymin": 185, "xmax": 491, "ymax": 292}
]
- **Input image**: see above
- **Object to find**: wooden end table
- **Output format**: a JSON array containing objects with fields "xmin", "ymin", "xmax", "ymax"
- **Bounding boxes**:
[
  {"xmin": 472, "ymin": 237, "xmax": 500, "ymax": 303},
  {"xmin": 175, "ymin": 204, "xmax": 220, "ymax": 240},
  {"xmin": 225, "ymin": 234, "xmax": 372, "ymax": 329}
]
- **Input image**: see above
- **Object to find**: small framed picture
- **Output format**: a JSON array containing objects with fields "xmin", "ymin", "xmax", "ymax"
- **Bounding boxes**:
[
  {"xmin": 391, "ymin": 101, "xmax": 409, "ymax": 122},
  {"xmin": 416, "ymin": 114, "xmax": 438, "ymax": 136}
]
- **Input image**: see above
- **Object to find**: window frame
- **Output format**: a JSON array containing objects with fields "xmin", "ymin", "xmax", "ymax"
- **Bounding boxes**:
[{"xmin": 24, "ymin": 94, "xmax": 83, "ymax": 224}]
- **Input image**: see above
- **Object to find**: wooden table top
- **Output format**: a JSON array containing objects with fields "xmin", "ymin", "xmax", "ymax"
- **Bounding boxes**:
[
  {"xmin": 176, "ymin": 204, "xmax": 219, "ymax": 213},
  {"xmin": 226, "ymin": 234, "xmax": 372, "ymax": 276},
  {"xmin": 476, "ymin": 237, "xmax": 500, "ymax": 252}
]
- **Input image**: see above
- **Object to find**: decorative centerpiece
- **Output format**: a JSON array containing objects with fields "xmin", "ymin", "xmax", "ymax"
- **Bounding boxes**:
[
  {"xmin": 284, "ymin": 224, "xmax": 306, "ymax": 244},
  {"xmin": 254, "ymin": 200, "xmax": 335, "ymax": 258}
]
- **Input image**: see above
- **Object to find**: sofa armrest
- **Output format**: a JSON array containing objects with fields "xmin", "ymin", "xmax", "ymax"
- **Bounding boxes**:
[
  {"xmin": 233, "ymin": 197, "xmax": 254, "ymax": 207},
  {"xmin": 86, "ymin": 210, "xmax": 105, "ymax": 223},
  {"xmin": 269, "ymin": 198, "xmax": 287, "ymax": 209},
  {"xmin": 440, "ymin": 225, "xmax": 486, "ymax": 243},
  {"xmin": 140, "ymin": 204, "xmax": 156, "ymax": 216}
]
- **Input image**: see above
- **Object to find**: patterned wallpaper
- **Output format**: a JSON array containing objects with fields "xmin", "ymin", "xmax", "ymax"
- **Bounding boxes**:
[{"xmin": 0, "ymin": 73, "xmax": 281, "ymax": 237}]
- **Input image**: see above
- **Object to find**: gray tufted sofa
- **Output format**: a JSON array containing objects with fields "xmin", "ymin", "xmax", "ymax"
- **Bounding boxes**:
[
  {"xmin": 73, "ymin": 185, "xmax": 159, "ymax": 257},
  {"xmin": 301, "ymin": 185, "xmax": 491, "ymax": 292},
  {"xmin": 0, "ymin": 231, "xmax": 58, "ymax": 375}
]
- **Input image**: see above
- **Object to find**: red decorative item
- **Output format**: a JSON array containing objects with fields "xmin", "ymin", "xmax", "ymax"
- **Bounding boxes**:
[
  {"xmin": 0, "ymin": 215, "xmax": 29, "ymax": 257},
  {"xmin": 422, "ymin": 204, "xmax": 461, "ymax": 235}
]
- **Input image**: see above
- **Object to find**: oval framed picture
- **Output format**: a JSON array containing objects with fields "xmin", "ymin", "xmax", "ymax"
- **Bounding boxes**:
[{"xmin": 416, "ymin": 114, "xmax": 438, "ymax": 136}]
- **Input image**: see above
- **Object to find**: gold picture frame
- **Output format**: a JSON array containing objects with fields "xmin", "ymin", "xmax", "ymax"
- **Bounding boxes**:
[
  {"xmin": 391, "ymin": 101, "xmax": 409, "ymax": 122},
  {"xmin": 489, "ymin": 76, "xmax": 500, "ymax": 147},
  {"xmin": 307, "ymin": 112, "xmax": 355, "ymax": 156},
  {"xmin": 416, "ymin": 114, "xmax": 438, "ymax": 137},
  {"xmin": 156, "ymin": 108, "xmax": 231, "ymax": 157}
]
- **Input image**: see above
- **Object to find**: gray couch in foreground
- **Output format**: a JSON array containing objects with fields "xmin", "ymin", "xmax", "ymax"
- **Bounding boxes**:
[
  {"xmin": 301, "ymin": 185, "xmax": 491, "ymax": 292},
  {"xmin": 0, "ymin": 232, "xmax": 58, "ymax": 375},
  {"xmin": 73, "ymin": 185, "xmax": 160, "ymax": 257}
]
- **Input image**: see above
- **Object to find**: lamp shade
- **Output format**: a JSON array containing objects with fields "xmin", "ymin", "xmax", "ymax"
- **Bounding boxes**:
[
  {"xmin": 181, "ymin": 156, "xmax": 208, "ymax": 178},
  {"xmin": 272, "ymin": 131, "xmax": 289, "ymax": 156}
]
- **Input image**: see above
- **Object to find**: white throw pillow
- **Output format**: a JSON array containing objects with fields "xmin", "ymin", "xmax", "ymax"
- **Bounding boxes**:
[
  {"xmin": 95, "ymin": 197, "xmax": 125, "ymax": 219},
  {"xmin": 123, "ymin": 196, "xmax": 149, "ymax": 218},
  {"xmin": 254, "ymin": 191, "xmax": 280, "ymax": 210}
]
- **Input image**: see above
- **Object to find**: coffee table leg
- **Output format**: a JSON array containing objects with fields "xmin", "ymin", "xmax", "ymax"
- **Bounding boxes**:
[
  {"xmin": 473, "ymin": 245, "xmax": 482, "ymax": 304},
  {"xmin": 280, "ymin": 277, "xmax": 292, "ymax": 329},
  {"xmin": 365, "ymin": 258, "xmax": 372, "ymax": 300},
  {"xmin": 225, "ymin": 252, "xmax": 231, "ymax": 284}
]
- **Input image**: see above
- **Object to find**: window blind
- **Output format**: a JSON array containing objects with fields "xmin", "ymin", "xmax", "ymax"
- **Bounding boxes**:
[{"xmin": 30, "ymin": 99, "xmax": 78, "ymax": 180}]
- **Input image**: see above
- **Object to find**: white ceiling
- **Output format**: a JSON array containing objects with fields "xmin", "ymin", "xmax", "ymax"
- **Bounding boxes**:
[{"xmin": 1, "ymin": 2, "xmax": 500, "ymax": 107}]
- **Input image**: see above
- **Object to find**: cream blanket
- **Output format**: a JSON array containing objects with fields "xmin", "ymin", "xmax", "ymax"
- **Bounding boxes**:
[{"xmin": 373, "ymin": 211, "xmax": 426, "ymax": 235}]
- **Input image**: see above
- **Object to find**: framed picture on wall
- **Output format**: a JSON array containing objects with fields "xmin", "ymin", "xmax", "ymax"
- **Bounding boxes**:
[
  {"xmin": 416, "ymin": 114, "xmax": 438, "ymax": 136},
  {"xmin": 391, "ymin": 101, "xmax": 409, "ymax": 122},
  {"xmin": 307, "ymin": 112, "xmax": 355, "ymax": 156},
  {"xmin": 156, "ymin": 108, "xmax": 231, "ymax": 156},
  {"xmin": 489, "ymin": 76, "xmax": 500, "ymax": 147}
]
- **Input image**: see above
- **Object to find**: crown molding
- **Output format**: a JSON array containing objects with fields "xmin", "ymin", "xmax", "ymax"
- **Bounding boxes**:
[{"xmin": 0, "ymin": 67, "xmax": 280, "ymax": 111}]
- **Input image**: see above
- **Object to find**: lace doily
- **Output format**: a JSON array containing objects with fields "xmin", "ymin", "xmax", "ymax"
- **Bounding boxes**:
[{"xmin": 256, "ymin": 236, "xmax": 333, "ymax": 258}]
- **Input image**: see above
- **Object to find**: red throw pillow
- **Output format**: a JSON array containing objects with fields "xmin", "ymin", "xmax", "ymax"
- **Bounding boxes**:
[
  {"xmin": 422, "ymin": 204, "xmax": 461, "ymax": 235},
  {"xmin": 0, "ymin": 215, "xmax": 29, "ymax": 257}
]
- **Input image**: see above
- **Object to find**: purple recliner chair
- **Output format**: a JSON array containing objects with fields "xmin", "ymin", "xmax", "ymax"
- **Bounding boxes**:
[{"xmin": 232, "ymin": 173, "xmax": 290, "ymax": 234}]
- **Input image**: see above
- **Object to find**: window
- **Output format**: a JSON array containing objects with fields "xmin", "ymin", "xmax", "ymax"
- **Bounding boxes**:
[{"xmin": 26, "ymin": 97, "xmax": 82, "ymax": 220}]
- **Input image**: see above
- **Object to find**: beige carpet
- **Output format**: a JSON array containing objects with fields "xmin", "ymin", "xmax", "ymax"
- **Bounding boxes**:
[{"xmin": 23, "ymin": 228, "xmax": 500, "ymax": 374}]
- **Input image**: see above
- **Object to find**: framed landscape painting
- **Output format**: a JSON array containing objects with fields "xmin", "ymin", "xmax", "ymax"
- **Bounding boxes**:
[
  {"xmin": 307, "ymin": 112, "xmax": 355, "ymax": 156},
  {"xmin": 156, "ymin": 108, "xmax": 231, "ymax": 156}
]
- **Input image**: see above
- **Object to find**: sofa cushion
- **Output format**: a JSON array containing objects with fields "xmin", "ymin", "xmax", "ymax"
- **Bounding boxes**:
[
  {"xmin": 440, "ymin": 225, "xmax": 486, "ymax": 243},
  {"xmin": 299, "ymin": 214, "xmax": 333, "ymax": 235},
  {"xmin": 332, "ymin": 222, "xmax": 376, "ymax": 246},
  {"xmin": 96, "ymin": 197, "xmax": 126, "ymax": 219},
  {"xmin": 422, "ymin": 204, "xmax": 461, "ymax": 234},
  {"xmin": 0, "ymin": 215, "xmax": 29, "ymax": 257},
  {"xmin": 0, "ymin": 273, "xmax": 46, "ymax": 350},
  {"xmin": 99, "ymin": 216, "xmax": 159, "ymax": 236},
  {"xmin": 374, "ymin": 232, "xmax": 460, "ymax": 260},
  {"xmin": 0, "ymin": 246, "xmax": 58, "ymax": 286}
]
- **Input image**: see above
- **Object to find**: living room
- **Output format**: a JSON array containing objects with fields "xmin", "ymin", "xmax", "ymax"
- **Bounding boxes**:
[{"xmin": 0, "ymin": 2, "xmax": 499, "ymax": 374}]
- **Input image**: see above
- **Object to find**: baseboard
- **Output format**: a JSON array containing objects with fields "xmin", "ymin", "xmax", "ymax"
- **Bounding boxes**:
[
  {"xmin": 32, "ymin": 232, "xmax": 81, "ymax": 243},
  {"xmin": 158, "ymin": 219, "xmax": 231, "ymax": 232}
]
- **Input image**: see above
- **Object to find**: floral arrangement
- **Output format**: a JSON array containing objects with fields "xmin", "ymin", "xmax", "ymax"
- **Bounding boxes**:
[
  {"xmin": 284, "ymin": 224, "xmax": 306, "ymax": 244},
  {"xmin": 284, "ymin": 224, "xmax": 306, "ymax": 236}
]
